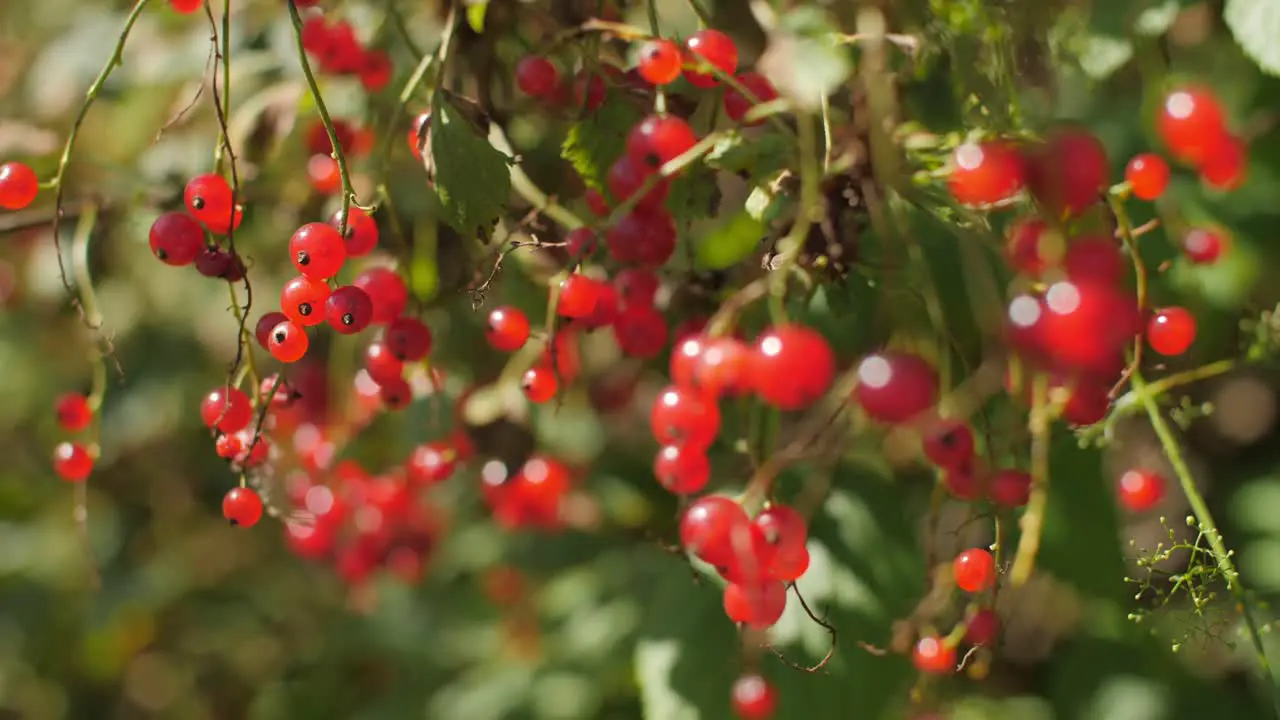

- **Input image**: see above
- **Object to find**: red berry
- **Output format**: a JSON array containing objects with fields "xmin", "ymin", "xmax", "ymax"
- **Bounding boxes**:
[
  {"xmin": 1118, "ymin": 469, "xmax": 1165, "ymax": 512},
  {"xmin": 1147, "ymin": 307, "xmax": 1197, "ymax": 357},
  {"xmin": 652, "ymin": 385, "xmax": 720, "ymax": 450},
  {"xmin": 195, "ymin": 247, "xmax": 232, "ymax": 278},
  {"xmin": 731, "ymin": 673, "xmax": 777, "ymax": 719},
  {"xmin": 683, "ymin": 29, "xmax": 738, "ymax": 88},
  {"xmin": 308, "ymin": 154, "xmax": 341, "ymax": 194},
  {"xmin": 280, "ymin": 275, "xmax": 332, "ymax": 327},
  {"xmin": 306, "ymin": 118, "xmax": 355, "ymax": 156},
  {"xmin": 653, "ymin": 443, "xmax": 711, "ymax": 494},
  {"xmin": 255, "ymin": 311, "xmax": 289, "ymax": 350},
  {"xmin": 607, "ymin": 208, "xmax": 677, "ymax": 267},
  {"xmin": 486, "ymin": 306, "xmax": 531, "ymax": 352},
  {"xmin": 522, "ymin": 364, "xmax": 559, "ymax": 403},
  {"xmin": 379, "ymin": 376, "xmax": 414, "ymax": 410},
  {"xmin": 751, "ymin": 325, "xmax": 835, "ymax": 411},
  {"xmin": 564, "ymin": 227, "xmax": 598, "ymax": 258},
  {"xmin": 364, "ymin": 342, "xmax": 405, "ymax": 386},
  {"xmin": 1061, "ymin": 378, "xmax": 1111, "ymax": 427},
  {"xmin": 200, "ymin": 387, "xmax": 253, "ymax": 433},
  {"xmin": 947, "ymin": 140, "xmax": 1025, "ymax": 206},
  {"xmin": 184, "ymin": 173, "xmax": 238, "ymax": 232},
  {"xmin": 53, "ymin": 442, "xmax": 93, "ymax": 482},
  {"xmin": 678, "ymin": 496, "xmax": 749, "ymax": 565},
  {"xmin": 965, "ymin": 608, "xmax": 1000, "ymax": 647},
  {"xmin": 770, "ymin": 545, "xmax": 810, "ymax": 581},
  {"xmin": 606, "ymin": 156, "xmax": 669, "ymax": 211},
  {"xmin": 613, "ymin": 303, "xmax": 668, "ymax": 359},
  {"xmin": 352, "ymin": 267, "xmax": 408, "ymax": 324},
  {"xmin": 573, "ymin": 71, "xmax": 607, "ymax": 112},
  {"xmin": 558, "ymin": 273, "xmax": 602, "ymax": 318},
  {"xmin": 585, "ymin": 188, "xmax": 609, "ymax": 216},
  {"xmin": 692, "ymin": 337, "xmax": 750, "ymax": 398},
  {"xmin": 723, "ymin": 580, "xmax": 787, "ymax": 629},
  {"xmin": 290, "ymin": 222, "xmax": 347, "ymax": 279},
  {"xmin": 55, "ymin": 393, "xmax": 93, "ymax": 432},
  {"xmin": 723, "ymin": 72, "xmax": 778, "ymax": 126},
  {"xmin": 149, "ymin": 212, "xmax": 205, "ymax": 266},
  {"xmin": 329, "ymin": 207, "xmax": 379, "ymax": 256},
  {"xmin": 358, "ymin": 49, "xmax": 393, "ymax": 92},
  {"xmin": 407, "ymin": 441, "xmax": 457, "ymax": 485},
  {"xmin": 168, "ymin": 0, "xmax": 202, "ymax": 13},
  {"xmin": 267, "ymin": 320, "xmax": 310, "ymax": 363},
  {"xmin": 1181, "ymin": 227, "xmax": 1226, "ymax": 264},
  {"xmin": 1062, "ymin": 235, "xmax": 1124, "ymax": 285},
  {"xmin": 913, "ymin": 636, "xmax": 956, "ymax": 675},
  {"xmin": 1200, "ymin": 134, "xmax": 1247, "ymax": 191},
  {"xmin": 1024, "ymin": 127, "xmax": 1109, "ymax": 216},
  {"xmin": 626, "ymin": 114, "xmax": 698, "ymax": 169},
  {"xmin": 0, "ymin": 161, "xmax": 39, "ymax": 210},
  {"xmin": 989, "ymin": 468, "xmax": 1031, "ymax": 507},
  {"xmin": 1004, "ymin": 217, "xmax": 1059, "ymax": 278},
  {"xmin": 215, "ymin": 433, "xmax": 243, "ymax": 460},
  {"xmin": 515, "ymin": 56, "xmax": 560, "ymax": 97},
  {"xmin": 1038, "ymin": 280, "xmax": 1141, "ymax": 376},
  {"xmin": 222, "ymin": 487, "xmax": 264, "ymax": 527},
  {"xmin": 922, "ymin": 419, "xmax": 975, "ymax": 471},
  {"xmin": 1125, "ymin": 153, "xmax": 1170, "ymax": 201},
  {"xmin": 754, "ymin": 504, "xmax": 807, "ymax": 556},
  {"xmin": 944, "ymin": 468, "xmax": 981, "ymax": 500},
  {"xmin": 385, "ymin": 316, "xmax": 432, "ymax": 361},
  {"xmin": 324, "ymin": 285, "xmax": 374, "ymax": 334},
  {"xmin": 852, "ymin": 351, "xmax": 939, "ymax": 424},
  {"xmin": 637, "ymin": 39, "xmax": 682, "ymax": 85},
  {"xmin": 614, "ymin": 267, "xmax": 660, "ymax": 308},
  {"xmin": 1157, "ymin": 85, "xmax": 1228, "ymax": 166},
  {"xmin": 953, "ymin": 548, "xmax": 997, "ymax": 593}
]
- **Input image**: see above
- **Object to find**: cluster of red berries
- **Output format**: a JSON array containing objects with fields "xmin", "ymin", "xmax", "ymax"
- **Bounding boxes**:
[
  {"xmin": 305, "ymin": 118, "xmax": 373, "ymax": 195},
  {"xmin": 148, "ymin": 173, "xmax": 247, "ymax": 278},
  {"xmin": 297, "ymin": 7, "xmax": 394, "ymax": 93},
  {"xmin": 51, "ymin": 393, "xmax": 96, "ymax": 483}
]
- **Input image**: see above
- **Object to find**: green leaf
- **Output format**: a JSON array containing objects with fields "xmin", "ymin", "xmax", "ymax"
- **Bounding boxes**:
[
  {"xmin": 560, "ymin": 95, "xmax": 643, "ymax": 192},
  {"xmin": 666, "ymin": 166, "xmax": 721, "ymax": 225},
  {"xmin": 705, "ymin": 131, "xmax": 792, "ymax": 178},
  {"xmin": 1225, "ymin": 0, "xmax": 1280, "ymax": 77},
  {"xmin": 1078, "ymin": 35, "xmax": 1134, "ymax": 81},
  {"xmin": 692, "ymin": 210, "xmax": 767, "ymax": 271},
  {"xmin": 465, "ymin": 1, "xmax": 488, "ymax": 33},
  {"xmin": 429, "ymin": 99, "xmax": 512, "ymax": 233}
]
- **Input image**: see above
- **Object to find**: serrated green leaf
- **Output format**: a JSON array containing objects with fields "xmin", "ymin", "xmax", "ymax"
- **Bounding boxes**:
[
  {"xmin": 692, "ymin": 210, "xmax": 766, "ymax": 270},
  {"xmin": 465, "ymin": 1, "xmax": 487, "ymax": 33},
  {"xmin": 666, "ymin": 167, "xmax": 720, "ymax": 225},
  {"xmin": 705, "ymin": 131, "xmax": 792, "ymax": 178},
  {"xmin": 560, "ymin": 95, "xmax": 643, "ymax": 191},
  {"xmin": 1225, "ymin": 0, "xmax": 1280, "ymax": 77},
  {"xmin": 429, "ymin": 99, "xmax": 511, "ymax": 233}
]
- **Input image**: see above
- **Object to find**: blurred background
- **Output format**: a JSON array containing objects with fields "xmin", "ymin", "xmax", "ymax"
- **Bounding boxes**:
[{"xmin": 4, "ymin": 0, "xmax": 1280, "ymax": 718}]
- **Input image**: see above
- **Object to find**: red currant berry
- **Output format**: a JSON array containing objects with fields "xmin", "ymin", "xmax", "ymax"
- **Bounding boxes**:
[
  {"xmin": 308, "ymin": 154, "xmax": 341, "ymax": 195},
  {"xmin": 652, "ymin": 385, "xmax": 720, "ymax": 449},
  {"xmin": 1157, "ymin": 85, "xmax": 1228, "ymax": 166},
  {"xmin": 379, "ymin": 376, "xmax": 414, "ymax": 410},
  {"xmin": 614, "ymin": 267, "xmax": 660, "ymax": 308},
  {"xmin": 1024, "ymin": 127, "xmax": 1109, "ymax": 216},
  {"xmin": 754, "ymin": 504, "xmax": 807, "ymax": 556},
  {"xmin": 324, "ymin": 285, "xmax": 374, "ymax": 335},
  {"xmin": 626, "ymin": 114, "xmax": 698, "ymax": 169},
  {"xmin": 384, "ymin": 316, "xmax": 432, "ymax": 361},
  {"xmin": 1147, "ymin": 307, "xmax": 1197, "ymax": 357},
  {"xmin": 558, "ymin": 273, "xmax": 602, "ymax": 318},
  {"xmin": 486, "ymin": 306, "xmax": 531, "ymax": 352},
  {"xmin": 573, "ymin": 71, "xmax": 608, "ymax": 112},
  {"xmin": 55, "ymin": 393, "xmax": 93, "ymax": 432},
  {"xmin": 267, "ymin": 319, "xmax": 310, "ymax": 363},
  {"xmin": 1118, "ymin": 469, "xmax": 1165, "ymax": 512},
  {"xmin": 585, "ymin": 188, "xmax": 609, "ymax": 216},
  {"xmin": 944, "ymin": 468, "xmax": 981, "ymax": 500},
  {"xmin": 723, "ymin": 580, "xmax": 787, "ymax": 629},
  {"xmin": 353, "ymin": 267, "xmax": 409, "ymax": 324},
  {"xmin": 751, "ymin": 325, "xmax": 835, "ymax": 411},
  {"xmin": 581, "ymin": 282, "xmax": 620, "ymax": 330},
  {"xmin": 53, "ymin": 441, "xmax": 93, "ymax": 482},
  {"xmin": 770, "ymin": 545, "xmax": 810, "ymax": 582},
  {"xmin": 693, "ymin": 337, "xmax": 750, "ymax": 398},
  {"xmin": 989, "ymin": 468, "xmax": 1031, "ymax": 507},
  {"xmin": 1039, "ymin": 280, "xmax": 1141, "ymax": 376},
  {"xmin": 606, "ymin": 158, "xmax": 669, "ymax": 212},
  {"xmin": 255, "ymin": 311, "xmax": 289, "ymax": 349},
  {"xmin": 215, "ymin": 433, "xmax": 243, "ymax": 460},
  {"xmin": 922, "ymin": 419, "xmax": 975, "ymax": 471},
  {"xmin": 965, "ymin": 608, "xmax": 1000, "ymax": 647},
  {"xmin": 0, "ymin": 161, "xmax": 39, "ymax": 210},
  {"xmin": 200, "ymin": 387, "xmax": 253, "ymax": 433},
  {"xmin": 913, "ymin": 636, "xmax": 956, "ymax": 675},
  {"xmin": 184, "ymin": 173, "xmax": 237, "ymax": 231},
  {"xmin": 1200, "ymin": 134, "xmax": 1247, "ymax": 191},
  {"xmin": 683, "ymin": 29, "xmax": 738, "ymax": 88},
  {"xmin": 358, "ymin": 49, "xmax": 393, "ymax": 92},
  {"xmin": 329, "ymin": 207, "xmax": 379, "ymax": 256},
  {"xmin": 280, "ymin": 275, "xmax": 332, "ymax": 327},
  {"xmin": 653, "ymin": 443, "xmax": 711, "ymax": 494},
  {"xmin": 1004, "ymin": 217, "xmax": 1058, "ymax": 278},
  {"xmin": 613, "ymin": 303, "xmax": 669, "ymax": 359},
  {"xmin": 1062, "ymin": 235, "xmax": 1124, "ymax": 285},
  {"xmin": 1125, "ymin": 153, "xmax": 1170, "ymax": 201},
  {"xmin": 222, "ymin": 487, "xmax": 264, "ymax": 527},
  {"xmin": 607, "ymin": 208, "xmax": 677, "ymax": 267},
  {"xmin": 149, "ymin": 212, "xmax": 205, "ymax": 266},
  {"xmin": 723, "ymin": 72, "xmax": 778, "ymax": 126},
  {"xmin": 515, "ymin": 56, "xmax": 560, "ymax": 97},
  {"xmin": 194, "ymin": 247, "xmax": 232, "ymax": 279},
  {"xmin": 731, "ymin": 673, "xmax": 777, "ymax": 720},
  {"xmin": 522, "ymin": 365, "xmax": 559, "ymax": 403},
  {"xmin": 947, "ymin": 140, "xmax": 1025, "ymax": 206},
  {"xmin": 637, "ymin": 38, "xmax": 682, "ymax": 85},
  {"xmin": 364, "ymin": 342, "xmax": 405, "ymax": 386},
  {"xmin": 852, "ymin": 351, "xmax": 939, "ymax": 424},
  {"xmin": 168, "ymin": 0, "xmax": 202, "ymax": 13},
  {"xmin": 290, "ymin": 222, "xmax": 347, "ymax": 280},
  {"xmin": 953, "ymin": 548, "xmax": 997, "ymax": 593},
  {"xmin": 1060, "ymin": 378, "xmax": 1111, "ymax": 427},
  {"xmin": 407, "ymin": 441, "xmax": 457, "ymax": 485},
  {"xmin": 564, "ymin": 227, "xmax": 598, "ymax": 258},
  {"xmin": 1181, "ymin": 227, "xmax": 1226, "ymax": 264}
]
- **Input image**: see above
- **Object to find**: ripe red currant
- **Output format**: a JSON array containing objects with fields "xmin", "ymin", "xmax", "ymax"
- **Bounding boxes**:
[
  {"xmin": 290, "ymin": 222, "xmax": 347, "ymax": 279},
  {"xmin": 852, "ymin": 351, "xmax": 939, "ymax": 424},
  {"xmin": 558, "ymin": 273, "xmax": 602, "ymax": 318},
  {"xmin": 653, "ymin": 443, "xmax": 711, "ymax": 495},
  {"xmin": 723, "ymin": 72, "xmax": 778, "ymax": 126},
  {"xmin": 606, "ymin": 158, "xmax": 669, "ymax": 212},
  {"xmin": 379, "ymin": 376, "xmax": 414, "ymax": 410},
  {"xmin": 329, "ymin": 207, "xmax": 379, "ymax": 256},
  {"xmin": 730, "ymin": 673, "xmax": 777, "ymax": 720},
  {"xmin": 723, "ymin": 580, "xmax": 787, "ymax": 629},
  {"xmin": 607, "ymin": 208, "xmax": 677, "ymax": 267},
  {"xmin": 750, "ymin": 325, "xmax": 835, "ymax": 410},
  {"xmin": 1125, "ymin": 153, "xmax": 1170, "ymax": 201},
  {"xmin": 359, "ymin": 49, "xmax": 393, "ymax": 92},
  {"xmin": 200, "ymin": 387, "xmax": 253, "ymax": 433},
  {"xmin": 486, "ymin": 306, "xmax": 531, "ymax": 352},
  {"xmin": 353, "ymin": 267, "xmax": 409, "ymax": 324},
  {"xmin": 168, "ymin": 0, "xmax": 202, "ymax": 13},
  {"xmin": 947, "ymin": 140, "xmax": 1025, "ymax": 206},
  {"xmin": 614, "ymin": 267, "xmax": 660, "ymax": 308},
  {"xmin": 324, "ymin": 285, "xmax": 374, "ymax": 334},
  {"xmin": 52, "ymin": 441, "xmax": 93, "ymax": 481},
  {"xmin": 407, "ymin": 441, "xmax": 457, "ymax": 485},
  {"xmin": 222, "ymin": 487, "xmax": 264, "ymax": 527},
  {"xmin": 636, "ymin": 39, "xmax": 682, "ymax": 85},
  {"xmin": 626, "ymin": 114, "xmax": 698, "ymax": 169},
  {"xmin": 572, "ymin": 70, "xmax": 607, "ymax": 112},
  {"xmin": 522, "ymin": 365, "xmax": 559, "ymax": 403},
  {"xmin": 754, "ymin": 504, "xmax": 807, "ymax": 557},
  {"xmin": 184, "ymin": 173, "xmax": 237, "ymax": 231},
  {"xmin": 267, "ymin": 319, "xmax": 310, "ymax": 363},
  {"xmin": 515, "ymin": 56, "xmax": 560, "ymax": 97},
  {"xmin": 913, "ymin": 636, "xmax": 956, "ymax": 675},
  {"xmin": 149, "ymin": 212, "xmax": 205, "ymax": 266},
  {"xmin": 1157, "ymin": 85, "xmax": 1228, "ymax": 166},
  {"xmin": 1037, "ymin": 280, "xmax": 1141, "ymax": 377},
  {"xmin": 613, "ymin": 303, "xmax": 668, "ymax": 359},
  {"xmin": 281, "ymin": 275, "xmax": 333, "ymax": 327},
  {"xmin": 1060, "ymin": 378, "xmax": 1111, "ymax": 427},
  {"xmin": 652, "ymin": 385, "xmax": 720, "ymax": 450},
  {"xmin": 55, "ymin": 393, "xmax": 93, "ymax": 432},
  {"xmin": 953, "ymin": 548, "xmax": 997, "ymax": 593},
  {"xmin": 989, "ymin": 468, "xmax": 1031, "ymax": 507},
  {"xmin": 0, "ymin": 161, "xmax": 39, "ymax": 210},
  {"xmin": 364, "ymin": 342, "xmax": 405, "ymax": 386},
  {"xmin": 922, "ymin": 419, "xmax": 975, "ymax": 471},
  {"xmin": 683, "ymin": 29, "xmax": 738, "ymax": 88},
  {"xmin": 1118, "ymin": 469, "xmax": 1165, "ymax": 512},
  {"xmin": 384, "ymin": 316, "xmax": 432, "ymax": 361},
  {"xmin": 1062, "ymin": 235, "xmax": 1124, "ymax": 285},
  {"xmin": 1024, "ymin": 126, "xmax": 1109, "ymax": 216},
  {"xmin": 1200, "ymin": 134, "xmax": 1247, "ymax": 191},
  {"xmin": 255, "ymin": 311, "xmax": 289, "ymax": 349},
  {"xmin": 1147, "ymin": 307, "xmax": 1197, "ymax": 356},
  {"xmin": 1181, "ymin": 227, "xmax": 1226, "ymax": 264},
  {"xmin": 965, "ymin": 608, "xmax": 1000, "ymax": 647}
]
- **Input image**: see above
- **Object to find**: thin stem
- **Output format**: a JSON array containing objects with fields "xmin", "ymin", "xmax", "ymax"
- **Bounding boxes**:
[
  {"xmin": 71, "ymin": 203, "xmax": 104, "ymax": 590},
  {"xmin": 1009, "ymin": 374, "xmax": 1050, "ymax": 585},
  {"xmin": 685, "ymin": 0, "xmax": 713, "ymax": 26},
  {"xmin": 646, "ymin": 0, "xmax": 660, "ymax": 36},
  {"xmin": 287, "ymin": 0, "xmax": 357, "ymax": 234},
  {"xmin": 211, "ymin": 0, "xmax": 232, "ymax": 172},
  {"xmin": 1109, "ymin": 194, "xmax": 1147, "ymax": 396},
  {"xmin": 766, "ymin": 111, "xmax": 819, "ymax": 319},
  {"xmin": 1133, "ymin": 369, "xmax": 1280, "ymax": 715}
]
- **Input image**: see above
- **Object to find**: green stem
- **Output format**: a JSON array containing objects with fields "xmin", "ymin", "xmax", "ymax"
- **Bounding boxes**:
[
  {"xmin": 766, "ymin": 111, "xmax": 819, "ymax": 321},
  {"xmin": 1009, "ymin": 373, "xmax": 1050, "ymax": 585},
  {"xmin": 1133, "ymin": 369, "xmax": 1280, "ymax": 715},
  {"xmin": 71, "ymin": 203, "xmax": 104, "ymax": 590}
]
